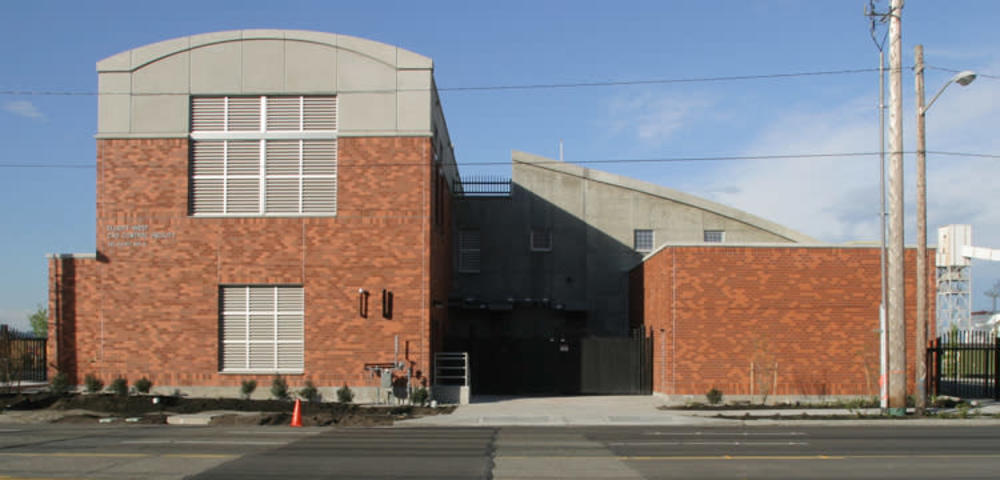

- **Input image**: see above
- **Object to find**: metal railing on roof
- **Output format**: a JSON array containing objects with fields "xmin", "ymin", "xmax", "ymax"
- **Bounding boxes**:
[{"xmin": 454, "ymin": 175, "xmax": 511, "ymax": 197}]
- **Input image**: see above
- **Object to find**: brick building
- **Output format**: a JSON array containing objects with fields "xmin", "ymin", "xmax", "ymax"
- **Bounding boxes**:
[
  {"xmin": 49, "ymin": 29, "xmax": 934, "ymax": 401},
  {"xmin": 630, "ymin": 246, "xmax": 934, "ymax": 399},
  {"xmin": 49, "ymin": 30, "xmax": 458, "ymax": 400}
]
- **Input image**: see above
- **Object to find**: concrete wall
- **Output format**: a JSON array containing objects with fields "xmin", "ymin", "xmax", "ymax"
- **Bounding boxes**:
[
  {"xmin": 453, "ymin": 151, "xmax": 814, "ymax": 336},
  {"xmin": 631, "ymin": 245, "xmax": 936, "ymax": 397},
  {"xmin": 97, "ymin": 30, "xmax": 435, "ymax": 138}
]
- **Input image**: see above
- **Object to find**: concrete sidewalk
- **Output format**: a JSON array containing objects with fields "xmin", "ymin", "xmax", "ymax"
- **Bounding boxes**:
[
  {"xmin": 402, "ymin": 396, "xmax": 728, "ymax": 426},
  {"xmin": 400, "ymin": 395, "xmax": 1000, "ymax": 427}
]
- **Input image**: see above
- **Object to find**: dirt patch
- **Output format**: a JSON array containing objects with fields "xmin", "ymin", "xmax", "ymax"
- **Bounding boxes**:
[{"xmin": 2, "ymin": 392, "xmax": 454, "ymax": 426}]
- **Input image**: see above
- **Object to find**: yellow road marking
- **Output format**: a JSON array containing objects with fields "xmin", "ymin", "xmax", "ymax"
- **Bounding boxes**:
[
  {"xmin": 0, "ymin": 452, "xmax": 236, "ymax": 459},
  {"xmin": 0, "ymin": 476, "xmax": 90, "ymax": 480}
]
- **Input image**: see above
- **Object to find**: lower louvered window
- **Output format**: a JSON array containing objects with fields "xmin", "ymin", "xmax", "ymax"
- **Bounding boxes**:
[{"xmin": 220, "ymin": 285, "xmax": 304, "ymax": 373}]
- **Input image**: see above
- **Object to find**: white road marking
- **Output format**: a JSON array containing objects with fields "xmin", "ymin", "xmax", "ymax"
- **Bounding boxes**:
[
  {"xmin": 644, "ymin": 431, "xmax": 807, "ymax": 437},
  {"xmin": 612, "ymin": 441, "xmax": 809, "ymax": 446},
  {"xmin": 121, "ymin": 440, "xmax": 286, "ymax": 446}
]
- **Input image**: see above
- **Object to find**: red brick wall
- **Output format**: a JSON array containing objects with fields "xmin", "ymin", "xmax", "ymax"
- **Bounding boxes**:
[
  {"xmin": 630, "ymin": 246, "xmax": 936, "ymax": 397},
  {"xmin": 50, "ymin": 137, "xmax": 443, "ymax": 390}
]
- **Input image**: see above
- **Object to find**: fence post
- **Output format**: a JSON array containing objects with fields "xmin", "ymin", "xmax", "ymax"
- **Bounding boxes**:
[
  {"xmin": 933, "ymin": 337, "xmax": 941, "ymax": 398},
  {"xmin": 995, "ymin": 335, "xmax": 1000, "ymax": 401}
]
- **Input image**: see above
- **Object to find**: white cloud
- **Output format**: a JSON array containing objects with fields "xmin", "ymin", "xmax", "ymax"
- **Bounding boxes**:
[
  {"xmin": 3, "ymin": 100, "xmax": 45, "ymax": 120},
  {"xmin": 685, "ymin": 60, "xmax": 1000, "ymax": 309},
  {"xmin": 607, "ymin": 91, "xmax": 715, "ymax": 145}
]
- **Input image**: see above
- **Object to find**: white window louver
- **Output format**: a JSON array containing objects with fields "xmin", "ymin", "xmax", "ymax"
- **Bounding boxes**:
[
  {"xmin": 220, "ymin": 285, "xmax": 304, "ymax": 373},
  {"xmin": 190, "ymin": 96, "xmax": 337, "ymax": 216}
]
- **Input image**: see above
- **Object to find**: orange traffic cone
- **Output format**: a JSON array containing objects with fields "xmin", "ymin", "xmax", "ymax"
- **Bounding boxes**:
[{"xmin": 290, "ymin": 398, "xmax": 303, "ymax": 427}]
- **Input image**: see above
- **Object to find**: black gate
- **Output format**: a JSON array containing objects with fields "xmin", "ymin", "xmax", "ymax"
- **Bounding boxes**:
[
  {"xmin": 0, "ymin": 325, "xmax": 47, "ymax": 383},
  {"xmin": 463, "ymin": 330, "xmax": 652, "ymax": 395},
  {"xmin": 927, "ymin": 330, "xmax": 999, "ymax": 400}
]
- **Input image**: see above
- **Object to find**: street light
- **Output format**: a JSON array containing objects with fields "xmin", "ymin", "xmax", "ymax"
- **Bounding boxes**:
[{"xmin": 914, "ymin": 45, "xmax": 975, "ymax": 413}]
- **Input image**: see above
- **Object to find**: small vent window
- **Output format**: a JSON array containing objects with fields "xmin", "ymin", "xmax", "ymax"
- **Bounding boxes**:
[
  {"xmin": 634, "ymin": 229, "xmax": 654, "ymax": 252},
  {"xmin": 530, "ymin": 229, "xmax": 552, "ymax": 252},
  {"xmin": 704, "ymin": 230, "xmax": 725, "ymax": 243}
]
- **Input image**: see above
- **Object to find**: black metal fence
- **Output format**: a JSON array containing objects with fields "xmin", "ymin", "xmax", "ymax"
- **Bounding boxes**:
[
  {"xmin": 0, "ymin": 325, "xmax": 47, "ymax": 383},
  {"xmin": 927, "ymin": 330, "xmax": 999, "ymax": 400},
  {"xmin": 454, "ymin": 175, "xmax": 511, "ymax": 197}
]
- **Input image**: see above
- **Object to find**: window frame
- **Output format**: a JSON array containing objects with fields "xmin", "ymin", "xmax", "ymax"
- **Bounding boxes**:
[
  {"xmin": 530, "ymin": 229, "xmax": 552, "ymax": 252},
  {"xmin": 458, "ymin": 229, "xmax": 482, "ymax": 273},
  {"xmin": 219, "ymin": 285, "xmax": 305, "ymax": 374},
  {"xmin": 704, "ymin": 230, "xmax": 725, "ymax": 243},
  {"xmin": 190, "ymin": 96, "xmax": 338, "ymax": 217},
  {"xmin": 634, "ymin": 229, "xmax": 654, "ymax": 252}
]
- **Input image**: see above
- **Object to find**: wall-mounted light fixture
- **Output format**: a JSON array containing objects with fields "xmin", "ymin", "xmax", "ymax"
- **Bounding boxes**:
[
  {"xmin": 382, "ymin": 289, "xmax": 393, "ymax": 319},
  {"xmin": 358, "ymin": 288, "xmax": 369, "ymax": 318}
]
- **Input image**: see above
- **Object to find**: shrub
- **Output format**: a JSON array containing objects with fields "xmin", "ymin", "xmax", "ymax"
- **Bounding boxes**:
[
  {"xmin": 84, "ymin": 374, "xmax": 104, "ymax": 394},
  {"xmin": 298, "ymin": 380, "xmax": 319, "ymax": 402},
  {"xmin": 109, "ymin": 377, "xmax": 128, "ymax": 397},
  {"xmin": 271, "ymin": 375, "xmax": 289, "ymax": 400},
  {"xmin": 49, "ymin": 372, "xmax": 71, "ymax": 396},
  {"xmin": 336, "ymin": 383, "xmax": 354, "ymax": 403},
  {"xmin": 240, "ymin": 379, "xmax": 257, "ymax": 400},
  {"xmin": 410, "ymin": 387, "xmax": 429, "ymax": 406},
  {"xmin": 705, "ymin": 388, "xmax": 723, "ymax": 405},
  {"xmin": 133, "ymin": 377, "xmax": 153, "ymax": 394}
]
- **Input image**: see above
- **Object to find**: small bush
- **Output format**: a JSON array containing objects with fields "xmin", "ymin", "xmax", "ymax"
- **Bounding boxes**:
[
  {"xmin": 705, "ymin": 388, "xmax": 723, "ymax": 405},
  {"xmin": 50, "ymin": 372, "xmax": 71, "ymax": 396},
  {"xmin": 336, "ymin": 383, "xmax": 354, "ymax": 403},
  {"xmin": 84, "ymin": 374, "xmax": 104, "ymax": 394},
  {"xmin": 240, "ymin": 379, "xmax": 257, "ymax": 400},
  {"xmin": 133, "ymin": 377, "xmax": 153, "ymax": 394},
  {"xmin": 271, "ymin": 375, "xmax": 289, "ymax": 400},
  {"xmin": 298, "ymin": 380, "xmax": 319, "ymax": 402},
  {"xmin": 410, "ymin": 387, "xmax": 429, "ymax": 406},
  {"xmin": 109, "ymin": 377, "xmax": 128, "ymax": 397}
]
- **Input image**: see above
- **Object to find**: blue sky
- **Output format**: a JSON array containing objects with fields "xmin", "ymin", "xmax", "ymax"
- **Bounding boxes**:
[{"xmin": 2, "ymin": 0, "xmax": 999, "ymax": 330}]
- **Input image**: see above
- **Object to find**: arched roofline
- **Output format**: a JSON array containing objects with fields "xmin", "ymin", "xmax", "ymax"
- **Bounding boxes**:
[
  {"xmin": 511, "ymin": 150, "xmax": 818, "ymax": 244},
  {"xmin": 96, "ymin": 29, "xmax": 432, "ymax": 72}
]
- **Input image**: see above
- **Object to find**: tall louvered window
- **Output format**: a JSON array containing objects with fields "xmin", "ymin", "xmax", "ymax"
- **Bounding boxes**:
[
  {"xmin": 190, "ymin": 96, "xmax": 337, "ymax": 216},
  {"xmin": 220, "ymin": 285, "xmax": 304, "ymax": 373},
  {"xmin": 458, "ymin": 230, "xmax": 481, "ymax": 273}
]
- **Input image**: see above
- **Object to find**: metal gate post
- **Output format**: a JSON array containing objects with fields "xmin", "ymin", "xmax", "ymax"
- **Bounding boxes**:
[{"xmin": 994, "ymin": 336, "xmax": 1000, "ymax": 401}]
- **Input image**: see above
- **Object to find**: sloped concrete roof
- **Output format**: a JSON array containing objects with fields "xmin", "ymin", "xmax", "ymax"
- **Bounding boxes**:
[{"xmin": 512, "ymin": 150, "xmax": 817, "ymax": 244}]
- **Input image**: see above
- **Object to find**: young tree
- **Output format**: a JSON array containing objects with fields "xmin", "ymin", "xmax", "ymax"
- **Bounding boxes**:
[{"xmin": 28, "ymin": 305, "xmax": 47, "ymax": 338}]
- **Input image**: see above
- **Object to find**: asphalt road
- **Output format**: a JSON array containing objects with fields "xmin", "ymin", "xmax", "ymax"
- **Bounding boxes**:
[{"xmin": 2, "ymin": 424, "xmax": 1000, "ymax": 479}]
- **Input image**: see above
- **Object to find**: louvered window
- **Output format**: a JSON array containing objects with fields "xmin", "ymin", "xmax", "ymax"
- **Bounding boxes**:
[
  {"xmin": 458, "ymin": 230, "xmax": 481, "ymax": 273},
  {"xmin": 220, "ymin": 285, "xmax": 304, "ymax": 373},
  {"xmin": 530, "ymin": 229, "xmax": 552, "ymax": 252},
  {"xmin": 190, "ymin": 96, "xmax": 337, "ymax": 216}
]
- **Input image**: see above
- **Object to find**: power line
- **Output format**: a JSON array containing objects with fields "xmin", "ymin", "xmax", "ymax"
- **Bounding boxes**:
[
  {"xmin": 4, "ymin": 65, "xmax": 992, "ymax": 97},
  {"xmin": 925, "ymin": 65, "xmax": 1000, "ymax": 80},
  {"xmin": 2, "ymin": 150, "xmax": 997, "ymax": 169},
  {"xmin": 0, "ymin": 67, "xmax": 884, "ymax": 97}
]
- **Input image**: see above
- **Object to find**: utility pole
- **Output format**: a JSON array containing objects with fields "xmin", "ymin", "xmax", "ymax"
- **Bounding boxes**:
[
  {"xmin": 887, "ymin": 0, "xmax": 907, "ymax": 416},
  {"xmin": 914, "ymin": 44, "xmax": 927, "ymax": 414}
]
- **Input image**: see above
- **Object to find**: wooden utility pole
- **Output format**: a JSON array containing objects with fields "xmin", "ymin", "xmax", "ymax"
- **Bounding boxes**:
[
  {"xmin": 887, "ymin": 0, "xmax": 907, "ymax": 416},
  {"xmin": 914, "ymin": 44, "xmax": 927, "ymax": 414}
]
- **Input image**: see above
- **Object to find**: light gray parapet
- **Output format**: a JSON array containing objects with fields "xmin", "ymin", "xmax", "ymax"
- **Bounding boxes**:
[{"xmin": 97, "ymin": 30, "xmax": 438, "ymax": 138}]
